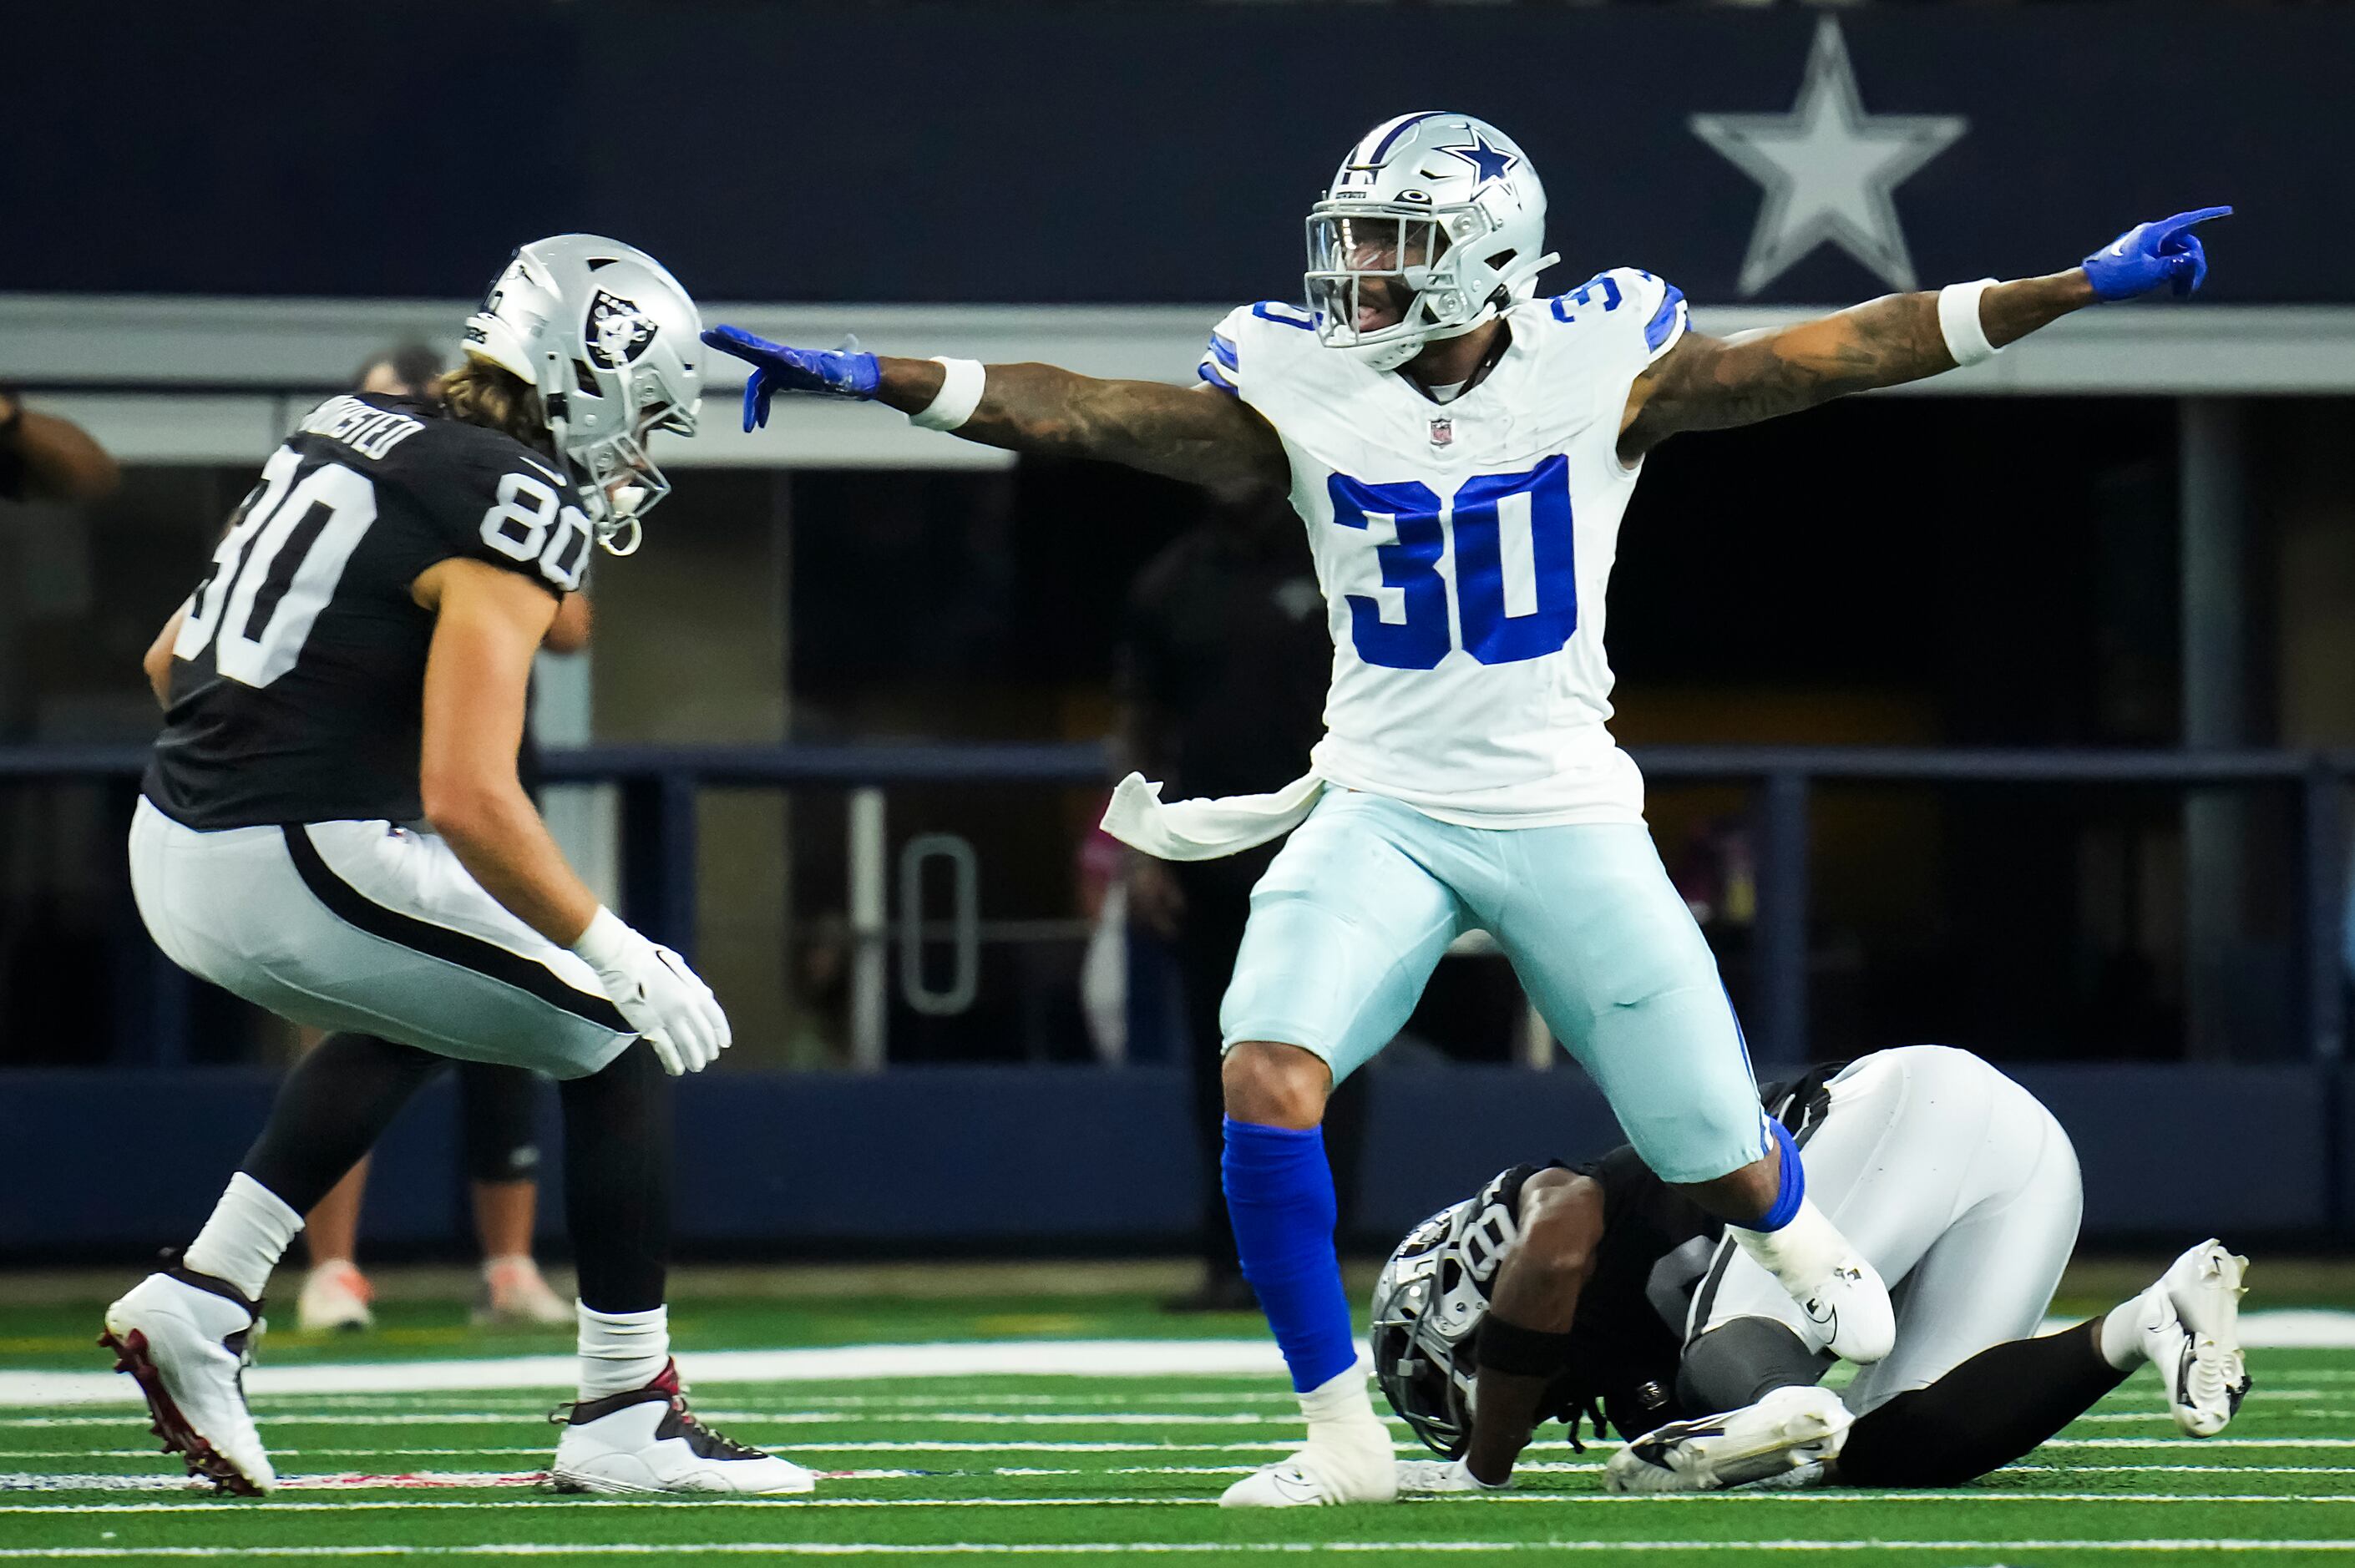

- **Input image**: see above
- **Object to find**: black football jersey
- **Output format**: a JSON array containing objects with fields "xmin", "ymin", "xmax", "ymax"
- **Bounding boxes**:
[
  {"xmin": 144, "ymin": 394, "xmax": 595, "ymax": 830},
  {"xmin": 1496, "ymin": 1062, "xmax": 1848, "ymax": 1444}
]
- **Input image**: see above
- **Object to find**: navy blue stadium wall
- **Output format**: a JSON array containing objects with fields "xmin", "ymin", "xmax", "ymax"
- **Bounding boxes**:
[
  {"xmin": 2, "ymin": 4, "xmax": 2345, "ymax": 306},
  {"xmin": 3, "ymin": 1065, "xmax": 2342, "ymax": 1259}
]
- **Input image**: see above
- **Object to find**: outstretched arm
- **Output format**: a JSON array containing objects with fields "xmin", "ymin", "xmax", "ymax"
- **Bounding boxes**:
[
  {"xmin": 1619, "ymin": 271, "xmax": 2088, "ymax": 458},
  {"xmin": 701, "ymin": 326, "xmax": 1289, "ymax": 495},
  {"xmin": 1619, "ymin": 206, "xmax": 2230, "ymax": 460},
  {"xmin": 882, "ymin": 358, "xmax": 1288, "ymax": 492}
]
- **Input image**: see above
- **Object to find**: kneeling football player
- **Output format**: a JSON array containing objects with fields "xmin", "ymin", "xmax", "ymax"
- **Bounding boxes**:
[
  {"xmin": 1374, "ymin": 1044, "xmax": 2251, "ymax": 1495},
  {"xmin": 104, "ymin": 237, "xmax": 807, "ymax": 1498}
]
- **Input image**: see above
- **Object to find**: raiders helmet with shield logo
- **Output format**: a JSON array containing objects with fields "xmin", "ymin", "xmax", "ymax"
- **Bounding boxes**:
[
  {"xmin": 463, "ymin": 235, "xmax": 702, "ymax": 551},
  {"xmin": 1368, "ymin": 1166, "xmax": 1532, "ymax": 1458}
]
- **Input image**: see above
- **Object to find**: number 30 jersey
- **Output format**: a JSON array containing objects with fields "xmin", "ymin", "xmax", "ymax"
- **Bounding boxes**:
[
  {"xmin": 1200, "ymin": 269, "xmax": 1686, "ymax": 827},
  {"xmin": 144, "ymin": 394, "xmax": 595, "ymax": 831}
]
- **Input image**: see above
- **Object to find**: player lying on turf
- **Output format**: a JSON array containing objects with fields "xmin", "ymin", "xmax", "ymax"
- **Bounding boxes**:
[
  {"xmin": 1374, "ymin": 1045, "xmax": 2251, "ymax": 1495},
  {"xmin": 701, "ymin": 108, "xmax": 2227, "ymax": 1505},
  {"xmin": 104, "ymin": 236, "xmax": 808, "ymax": 1499}
]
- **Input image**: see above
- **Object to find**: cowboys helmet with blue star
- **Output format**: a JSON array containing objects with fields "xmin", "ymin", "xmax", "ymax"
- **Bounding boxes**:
[{"xmin": 1306, "ymin": 112, "xmax": 1558, "ymax": 372}]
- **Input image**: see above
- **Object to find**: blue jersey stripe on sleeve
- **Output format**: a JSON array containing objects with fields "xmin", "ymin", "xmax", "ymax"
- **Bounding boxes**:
[
  {"xmin": 1197, "ymin": 361, "xmax": 1239, "ymax": 394},
  {"xmin": 1208, "ymin": 332, "xmax": 1239, "ymax": 370},
  {"xmin": 1252, "ymin": 301, "xmax": 1317, "ymax": 331},
  {"xmin": 1644, "ymin": 283, "xmax": 1688, "ymax": 352}
]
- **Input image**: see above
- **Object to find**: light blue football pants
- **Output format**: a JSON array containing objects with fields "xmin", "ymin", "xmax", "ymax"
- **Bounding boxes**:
[{"xmin": 1219, "ymin": 788, "xmax": 1765, "ymax": 1185}]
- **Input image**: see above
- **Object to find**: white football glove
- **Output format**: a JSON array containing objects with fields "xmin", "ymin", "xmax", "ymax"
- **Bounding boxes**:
[
  {"xmin": 1395, "ymin": 1458, "xmax": 1508, "ymax": 1495},
  {"xmin": 570, "ymin": 907, "xmax": 731, "ymax": 1075}
]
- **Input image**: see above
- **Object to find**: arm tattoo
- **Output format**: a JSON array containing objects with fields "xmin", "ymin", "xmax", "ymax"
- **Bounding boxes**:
[
  {"xmin": 876, "ymin": 357, "xmax": 1289, "ymax": 494},
  {"xmin": 1627, "ymin": 293, "xmax": 1949, "ymax": 450},
  {"xmin": 1623, "ymin": 268, "xmax": 2094, "ymax": 457}
]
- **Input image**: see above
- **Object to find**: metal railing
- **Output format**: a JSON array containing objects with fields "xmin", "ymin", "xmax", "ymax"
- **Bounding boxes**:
[{"xmin": 3, "ymin": 742, "xmax": 2347, "ymax": 1068}]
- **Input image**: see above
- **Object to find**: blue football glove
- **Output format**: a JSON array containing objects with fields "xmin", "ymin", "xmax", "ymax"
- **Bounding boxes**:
[
  {"xmin": 700, "ymin": 324, "xmax": 881, "ymax": 432},
  {"xmin": 2082, "ymin": 207, "xmax": 2232, "ymax": 301}
]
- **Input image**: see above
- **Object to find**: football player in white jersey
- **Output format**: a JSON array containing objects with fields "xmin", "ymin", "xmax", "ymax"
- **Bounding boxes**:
[{"xmin": 705, "ymin": 112, "xmax": 2227, "ymax": 1507}]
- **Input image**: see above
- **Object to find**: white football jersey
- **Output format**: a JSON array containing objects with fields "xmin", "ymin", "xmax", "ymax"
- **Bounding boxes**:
[{"xmin": 1198, "ymin": 269, "xmax": 1688, "ymax": 827}]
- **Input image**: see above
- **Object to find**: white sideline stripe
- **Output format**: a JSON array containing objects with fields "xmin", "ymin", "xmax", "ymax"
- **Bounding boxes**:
[
  {"xmin": 12, "ymin": 1313, "xmax": 2354, "ymax": 1408},
  {"xmin": 8, "ymin": 1540, "xmax": 2355, "ymax": 1558},
  {"xmin": 0, "ymin": 1414, "xmax": 1312, "ymax": 1430},
  {"xmin": 0, "ymin": 1338, "xmax": 1298, "ymax": 1409}
]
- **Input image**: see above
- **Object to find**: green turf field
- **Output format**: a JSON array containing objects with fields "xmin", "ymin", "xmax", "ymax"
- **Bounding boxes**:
[{"xmin": 2, "ymin": 1287, "xmax": 2347, "ymax": 1565}]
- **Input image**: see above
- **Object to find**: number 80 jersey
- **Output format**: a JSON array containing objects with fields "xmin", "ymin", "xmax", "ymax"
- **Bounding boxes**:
[
  {"xmin": 1201, "ymin": 269, "xmax": 1685, "ymax": 827},
  {"xmin": 144, "ymin": 394, "xmax": 594, "ymax": 831}
]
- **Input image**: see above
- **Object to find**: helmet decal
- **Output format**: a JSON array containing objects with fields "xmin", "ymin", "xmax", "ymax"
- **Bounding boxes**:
[
  {"xmin": 1434, "ymin": 131, "xmax": 1520, "ymax": 186},
  {"xmin": 585, "ymin": 290, "xmax": 659, "ymax": 370}
]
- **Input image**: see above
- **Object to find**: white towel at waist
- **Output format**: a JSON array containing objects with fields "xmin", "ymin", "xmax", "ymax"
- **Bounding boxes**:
[{"xmin": 1098, "ymin": 771, "xmax": 1326, "ymax": 862}]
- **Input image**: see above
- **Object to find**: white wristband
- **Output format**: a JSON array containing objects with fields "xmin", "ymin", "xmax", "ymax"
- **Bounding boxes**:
[
  {"xmin": 909, "ymin": 357, "xmax": 985, "ymax": 431},
  {"xmin": 570, "ymin": 905, "xmax": 631, "ymax": 967},
  {"xmin": 1937, "ymin": 279, "xmax": 2003, "ymax": 368}
]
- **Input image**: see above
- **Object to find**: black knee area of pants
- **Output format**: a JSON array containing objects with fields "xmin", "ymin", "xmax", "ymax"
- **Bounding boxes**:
[
  {"xmin": 1677, "ymin": 1317, "xmax": 1834, "ymax": 1416},
  {"xmin": 240, "ymin": 1032, "xmax": 445, "ymax": 1215},
  {"xmin": 559, "ymin": 1042, "xmax": 671, "ymax": 1315},
  {"xmin": 458, "ymin": 1060, "xmax": 544, "ymax": 1185},
  {"xmin": 1836, "ymin": 1320, "xmax": 2130, "ymax": 1488}
]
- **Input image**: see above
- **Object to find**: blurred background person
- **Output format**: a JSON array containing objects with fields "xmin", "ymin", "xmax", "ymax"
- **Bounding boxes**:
[
  {"xmin": 1117, "ymin": 485, "xmax": 1355, "ymax": 1313},
  {"xmin": 0, "ymin": 386, "xmax": 119, "ymax": 504},
  {"xmin": 289, "ymin": 346, "xmax": 590, "ymax": 1332}
]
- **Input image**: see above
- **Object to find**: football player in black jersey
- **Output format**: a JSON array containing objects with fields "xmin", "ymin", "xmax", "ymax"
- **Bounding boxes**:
[
  {"xmin": 101, "ymin": 236, "xmax": 809, "ymax": 1498},
  {"xmin": 1373, "ymin": 1046, "xmax": 2251, "ymax": 1496}
]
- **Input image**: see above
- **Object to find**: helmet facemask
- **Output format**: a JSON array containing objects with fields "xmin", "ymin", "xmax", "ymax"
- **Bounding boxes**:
[
  {"xmin": 1368, "ymin": 1204, "xmax": 1491, "ymax": 1458},
  {"xmin": 544, "ymin": 357, "xmax": 698, "ymax": 558},
  {"xmin": 1308, "ymin": 199, "xmax": 1556, "ymax": 373}
]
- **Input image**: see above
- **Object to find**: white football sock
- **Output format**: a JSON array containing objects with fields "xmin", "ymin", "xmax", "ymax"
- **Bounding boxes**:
[
  {"xmin": 181, "ymin": 1173, "xmax": 303, "ymax": 1301},
  {"xmin": 1298, "ymin": 1365, "xmax": 1385, "ymax": 1443},
  {"xmin": 577, "ymin": 1303, "xmax": 670, "ymax": 1399},
  {"xmin": 2099, "ymin": 1287, "xmax": 2169, "ymax": 1371},
  {"xmin": 1730, "ymin": 1196, "xmax": 1846, "ymax": 1292}
]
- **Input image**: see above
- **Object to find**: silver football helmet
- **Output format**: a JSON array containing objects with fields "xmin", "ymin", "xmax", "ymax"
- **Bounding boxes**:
[
  {"xmin": 1306, "ymin": 112, "xmax": 1559, "ymax": 373},
  {"xmin": 462, "ymin": 235, "xmax": 702, "ymax": 554},
  {"xmin": 1369, "ymin": 1176, "xmax": 1524, "ymax": 1458}
]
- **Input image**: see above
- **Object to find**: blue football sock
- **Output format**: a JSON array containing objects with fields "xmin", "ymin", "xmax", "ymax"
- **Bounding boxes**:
[
  {"xmin": 1221, "ymin": 1116, "xmax": 1357, "ymax": 1394},
  {"xmin": 1750, "ymin": 1115, "xmax": 1806, "ymax": 1233}
]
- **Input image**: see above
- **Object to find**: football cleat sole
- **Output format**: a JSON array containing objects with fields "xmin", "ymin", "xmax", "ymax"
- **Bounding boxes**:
[
  {"xmin": 2160, "ymin": 1240, "xmax": 2252, "ymax": 1439},
  {"xmin": 1608, "ymin": 1385, "xmax": 1851, "ymax": 1494},
  {"xmin": 99, "ymin": 1328, "xmax": 266, "ymax": 1498}
]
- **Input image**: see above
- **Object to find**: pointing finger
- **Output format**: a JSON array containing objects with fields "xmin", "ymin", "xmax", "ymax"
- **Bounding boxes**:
[{"xmin": 2160, "ymin": 205, "xmax": 2235, "ymax": 233}]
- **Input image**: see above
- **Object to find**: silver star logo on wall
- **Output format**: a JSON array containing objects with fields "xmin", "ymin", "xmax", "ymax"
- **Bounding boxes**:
[{"xmin": 1690, "ymin": 18, "xmax": 1968, "ymax": 296}]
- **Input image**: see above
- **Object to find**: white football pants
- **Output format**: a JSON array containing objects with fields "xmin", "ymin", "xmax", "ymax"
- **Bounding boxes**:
[
  {"xmin": 1689, "ymin": 1044, "xmax": 2084, "ymax": 1412},
  {"xmin": 129, "ymin": 798, "xmax": 636, "ymax": 1079}
]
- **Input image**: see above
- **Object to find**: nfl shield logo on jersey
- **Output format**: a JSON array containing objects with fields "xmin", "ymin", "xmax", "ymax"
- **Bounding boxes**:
[
  {"xmin": 1429, "ymin": 416, "xmax": 1454, "ymax": 448},
  {"xmin": 585, "ymin": 290, "xmax": 659, "ymax": 370}
]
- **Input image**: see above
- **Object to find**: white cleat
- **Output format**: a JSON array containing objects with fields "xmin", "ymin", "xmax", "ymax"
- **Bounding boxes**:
[
  {"xmin": 99, "ymin": 1270, "xmax": 276, "ymax": 1496},
  {"xmin": 1606, "ymin": 1384, "xmax": 1851, "ymax": 1495},
  {"xmin": 1395, "ymin": 1457, "xmax": 1507, "ymax": 1495},
  {"xmin": 1795, "ymin": 1254, "xmax": 1896, "ymax": 1365},
  {"xmin": 296, "ymin": 1261, "xmax": 374, "ymax": 1333},
  {"xmin": 550, "ymin": 1360, "xmax": 814, "ymax": 1495},
  {"xmin": 1220, "ymin": 1427, "xmax": 1396, "ymax": 1508},
  {"xmin": 474, "ymin": 1257, "xmax": 572, "ymax": 1328},
  {"xmin": 2145, "ymin": 1239, "xmax": 2252, "ymax": 1438}
]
